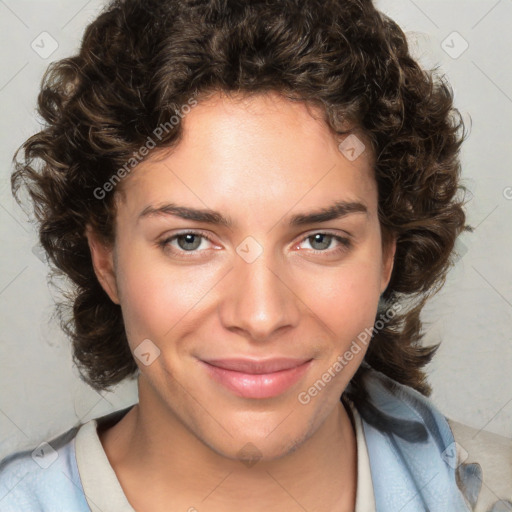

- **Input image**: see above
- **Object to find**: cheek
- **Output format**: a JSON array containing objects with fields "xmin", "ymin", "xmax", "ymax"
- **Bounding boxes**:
[
  {"xmin": 302, "ymin": 253, "xmax": 382, "ymax": 346},
  {"xmin": 115, "ymin": 246, "xmax": 220, "ymax": 343}
]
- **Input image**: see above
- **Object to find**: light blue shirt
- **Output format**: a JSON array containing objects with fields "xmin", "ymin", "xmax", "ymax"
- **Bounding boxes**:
[{"xmin": 0, "ymin": 424, "xmax": 89, "ymax": 511}]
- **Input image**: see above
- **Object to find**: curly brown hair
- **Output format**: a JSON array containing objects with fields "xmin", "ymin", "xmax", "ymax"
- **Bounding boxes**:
[{"xmin": 11, "ymin": 0, "xmax": 471, "ymax": 399}]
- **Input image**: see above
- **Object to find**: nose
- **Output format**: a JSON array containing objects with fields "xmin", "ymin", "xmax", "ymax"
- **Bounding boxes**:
[{"xmin": 219, "ymin": 247, "xmax": 301, "ymax": 342}]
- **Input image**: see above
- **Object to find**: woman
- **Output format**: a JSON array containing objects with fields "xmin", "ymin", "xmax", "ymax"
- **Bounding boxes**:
[{"xmin": 0, "ymin": 0, "xmax": 510, "ymax": 510}]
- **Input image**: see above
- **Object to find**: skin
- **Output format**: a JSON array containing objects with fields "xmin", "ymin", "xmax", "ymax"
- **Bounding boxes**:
[{"xmin": 87, "ymin": 90, "xmax": 396, "ymax": 512}]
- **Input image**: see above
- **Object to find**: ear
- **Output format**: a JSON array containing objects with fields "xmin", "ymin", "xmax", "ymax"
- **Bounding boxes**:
[
  {"xmin": 380, "ymin": 231, "xmax": 397, "ymax": 294},
  {"xmin": 85, "ymin": 225, "xmax": 120, "ymax": 305}
]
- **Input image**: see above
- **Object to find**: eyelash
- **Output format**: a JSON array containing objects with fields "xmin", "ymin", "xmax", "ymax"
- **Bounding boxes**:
[{"xmin": 157, "ymin": 230, "xmax": 352, "ymax": 258}]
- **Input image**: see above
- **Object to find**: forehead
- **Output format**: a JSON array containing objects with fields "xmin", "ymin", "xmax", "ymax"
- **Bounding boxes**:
[{"xmin": 115, "ymin": 91, "xmax": 376, "ymax": 218}]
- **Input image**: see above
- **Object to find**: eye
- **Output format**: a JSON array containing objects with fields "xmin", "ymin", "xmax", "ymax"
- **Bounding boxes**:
[
  {"xmin": 157, "ymin": 231, "xmax": 216, "ymax": 257},
  {"xmin": 296, "ymin": 232, "xmax": 352, "ymax": 256},
  {"xmin": 157, "ymin": 230, "xmax": 352, "ymax": 259}
]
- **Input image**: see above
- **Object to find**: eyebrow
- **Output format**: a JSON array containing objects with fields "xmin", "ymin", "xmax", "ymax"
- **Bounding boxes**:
[{"xmin": 137, "ymin": 200, "xmax": 368, "ymax": 228}]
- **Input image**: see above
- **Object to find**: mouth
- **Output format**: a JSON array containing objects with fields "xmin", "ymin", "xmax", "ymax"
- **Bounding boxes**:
[{"xmin": 200, "ymin": 357, "xmax": 313, "ymax": 399}]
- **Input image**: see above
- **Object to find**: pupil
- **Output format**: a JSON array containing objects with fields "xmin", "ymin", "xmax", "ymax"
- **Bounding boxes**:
[
  {"xmin": 179, "ymin": 234, "xmax": 201, "ymax": 251},
  {"xmin": 311, "ymin": 234, "xmax": 331, "ymax": 250}
]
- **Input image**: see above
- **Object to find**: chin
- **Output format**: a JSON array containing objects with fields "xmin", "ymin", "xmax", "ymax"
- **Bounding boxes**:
[{"xmin": 200, "ymin": 421, "xmax": 315, "ymax": 466}]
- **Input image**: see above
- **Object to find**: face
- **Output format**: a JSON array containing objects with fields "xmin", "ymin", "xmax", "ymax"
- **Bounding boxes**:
[{"xmin": 88, "ymin": 91, "xmax": 395, "ymax": 461}]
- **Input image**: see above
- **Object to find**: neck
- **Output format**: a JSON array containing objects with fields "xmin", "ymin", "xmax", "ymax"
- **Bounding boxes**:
[{"xmin": 99, "ymin": 378, "xmax": 357, "ymax": 512}]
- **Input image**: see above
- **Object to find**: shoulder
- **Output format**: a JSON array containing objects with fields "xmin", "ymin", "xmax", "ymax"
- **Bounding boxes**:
[
  {"xmin": 0, "ymin": 425, "xmax": 90, "ymax": 512},
  {"xmin": 447, "ymin": 418, "xmax": 512, "ymax": 512},
  {"xmin": 350, "ymin": 364, "xmax": 512, "ymax": 511}
]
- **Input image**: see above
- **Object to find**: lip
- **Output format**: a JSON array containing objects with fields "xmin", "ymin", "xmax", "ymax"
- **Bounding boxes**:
[{"xmin": 200, "ymin": 357, "xmax": 313, "ymax": 399}]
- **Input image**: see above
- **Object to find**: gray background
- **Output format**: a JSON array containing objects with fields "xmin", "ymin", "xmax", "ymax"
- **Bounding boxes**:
[{"xmin": 0, "ymin": 0, "xmax": 511, "ymax": 461}]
